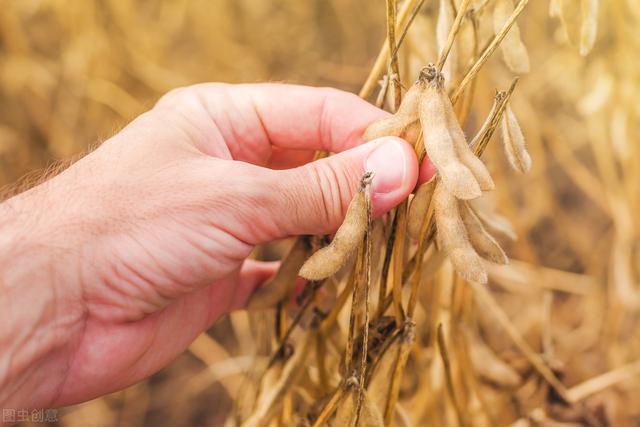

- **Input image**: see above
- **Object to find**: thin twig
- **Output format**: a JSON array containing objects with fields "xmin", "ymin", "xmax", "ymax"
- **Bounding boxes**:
[
  {"xmin": 386, "ymin": 0, "xmax": 402, "ymax": 111},
  {"xmin": 359, "ymin": 0, "xmax": 425, "ymax": 99},
  {"xmin": 471, "ymin": 78, "xmax": 519, "ymax": 156},
  {"xmin": 436, "ymin": 0, "xmax": 472, "ymax": 73},
  {"xmin": 391, "ymin": 201, "xmax": 408, "ymax": 325},
  {"xmin": 389, "ymin": 0, "xmax": 427, "ymax": 62},
  {"xmin": 344, "ymin": 245, "xmax": 364, "ymax": 376},
  {"xmin": 567, "ymin": 359, "xmax": 640, "ymax": 402},
  {"xmin": 470, "ymin": 281, "xmax": 571, "ymax": 402},
  {"xmin": 437, "ymin": 323, "xmax": 466, "ymax": 427},
  {"xmin": 353, "ymin": 177, "xmax": 374, "ymax": 426},
  {"xmin": 266, "ymin": 281, "xmax": 323, "ymax": 369},
  {"xmin": 451, "ymin": 0, "xmax": 531, "ymax": 104},
  {"xmin": 383, "ymin": 322, "xmax": 416, "ymax": 426},
  {"xmin": 311, "ymin": 385, "xmax": 346, "ymax": 427}
]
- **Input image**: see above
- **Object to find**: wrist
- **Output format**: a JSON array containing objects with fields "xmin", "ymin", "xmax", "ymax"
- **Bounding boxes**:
[{"xmin": 0, "ymin": 182, "xmax": 87, "ymax": 408}]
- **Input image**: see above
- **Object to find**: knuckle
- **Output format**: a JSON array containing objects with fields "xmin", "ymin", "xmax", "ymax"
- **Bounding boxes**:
[
  {"xmin": 155, "ymin": 86, "xmax": 195, "ymax": 107},
  {"xmin": 155, "ymin": 83, "xmax": 227, "ymax": 111},
  {"xmin": 302, "ymin": 160, "xmax": 361, "ymax": 228}
]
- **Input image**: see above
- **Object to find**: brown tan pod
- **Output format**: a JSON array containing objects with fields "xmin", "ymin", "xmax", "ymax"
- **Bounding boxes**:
[
  {"xmin": 333, "ymin": 388, "xmax": 384, "ymax": 427},
  {"xmin": 401, "ymin": 120, "xmax": 422, "ymax": 146},
  {"xmin": 471, "ymin": 204, "xmax": 517, "ymax": 241},
  {"xmin": 433, "ymin": 182, "xmax": 488, "ymax": 284},
  {"xmin": 248, "ymin": 238, "xmax": 310, "ymax": 309},
  {"xmin": 579, "ymin": 0, "xmax": 598, "ymax": 56},
  {"xmin": 299, "ymin": 172, "xmax": 373, "ymax": 281},
  {"xmin": 366, "ymin": 334, "xmax": 402, "ymax": 415},
  {"xmin": 242, "ymin": 333, "xmax": 312, "ymax": 427},
  {"xmin": 460, "ymin": 202, "xmax": 508, "ymax": 264},
  {"xmin": 468, "ymin": 331, "xmax": 521, "ymax": 387},
  {"xmin": 362, "ymin": 82, "xmax": 423, "ymax": 142},
  {"xmin": 501, "ymin": 103, "xmax": 532, "ymax": 173},
  {"xmin": 407, "ymin": 178, "xmax": 436, "ymax": 239},
  {"xmin": 441, "ymin": 89, "xmax": 495, "ymax": 191},
  {"xmin": 493, "ymin": 0, "xmax": 530, "ymax": 74},
  {"xmin": 419, "ymin": 71, "xmax": 482, "ymax": 200}
]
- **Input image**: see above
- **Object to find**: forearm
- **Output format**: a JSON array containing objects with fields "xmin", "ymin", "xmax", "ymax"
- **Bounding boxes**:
[{"xmin": 0, "ymin": 185, "xmax": 86, "ymax": 409}]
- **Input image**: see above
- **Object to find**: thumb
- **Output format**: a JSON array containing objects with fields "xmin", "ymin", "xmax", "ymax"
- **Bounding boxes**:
[{"xmin": 262, "ymin": 137, "xmax": 418, "ymax": 238}]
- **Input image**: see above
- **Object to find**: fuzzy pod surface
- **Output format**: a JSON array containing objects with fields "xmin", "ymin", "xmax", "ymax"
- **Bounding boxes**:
[
  {"xmin": 493, "ymin": 0, "xmax": 530, "ymax": 74},
  {"xmin": 433, "ymin": 182, "xmax": 488, "ymax": 284},
  {"xmin": 299, "ymin": 173, "xmax": 373, "ymax": 281},
  {"xmin": 407, "ymin": 179, "xmax": 436, "ymax": 239},
  {"xmin": 461, "ymin": 202, "xmax": 509, "ymax": 264},
  {"xmin": 501, "ymin": 103, "xmax": 532, "ymax": 173},
  {"xmin": 419, "ymin": 68, "xmax": 482, "ymax": 200}
]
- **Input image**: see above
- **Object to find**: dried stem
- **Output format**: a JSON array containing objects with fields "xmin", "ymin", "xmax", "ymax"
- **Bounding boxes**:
[
  {"xmin": 452, "ymin": 0, "xmax": 531, "ymax": 104},
  {"xmin": 437, "ymin": 323, "xmax": 466, "ymax": 427},
  {"xmin": 359, "ymin": 0, "xmax": 425, "ymax": 99},
  {"xmin": 376, "ymin": 213, "xmax": 396, "ymax": 319},
  {"xmin": 383, "ymin": 322, "xmax": 415, "ymax": 426},
  {"xmin": 386, "ymin": 0, "xmax": 402, "ymax": 110},
  {"xmin": 311, "ymin": 386, "xmax": 346, "ymax": 427},
  {"xmin": 567, "ymin": 359, "xmax": 640, "ymax": 402},
  {"xmin": 353, "ymin": 177, "xmax": 373, "ymax": 426},
  {"xmin": 391, "ymin": 201, "xmax": 408, "ymax": 325},
  {"xmin": 471, "ymin": 78, "xmax": 519, "ymax": 156},
  {"xmin": 344, "ymin": 245, "xmax": 365, "ymax": 376},
  {"xmin": 436, "ymin": 0, "xmax": 472, "ymax": 74},
  {"xmin": 267, "ymin": 280, "xmax": 322, "ymax": 369},
  {"xmin": 470, "ymin": 281, "xmax": 571, "ymax": 402}
]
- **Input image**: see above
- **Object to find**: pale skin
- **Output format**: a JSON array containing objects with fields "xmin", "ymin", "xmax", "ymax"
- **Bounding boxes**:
[{"xmin": 0, "ymin": 83, "xmax": 434, "ymax": 410}]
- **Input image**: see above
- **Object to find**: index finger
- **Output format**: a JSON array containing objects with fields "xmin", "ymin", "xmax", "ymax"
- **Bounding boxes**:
[{"xmin": 172, "ymin": 83, "xmax": 390, "ymax": 165}]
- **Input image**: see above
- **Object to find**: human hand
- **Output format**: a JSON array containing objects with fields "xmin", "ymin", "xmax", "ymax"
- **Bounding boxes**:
[{"xmin": 0, "ymin": 83, "xmax": 429, "ymax": 409}]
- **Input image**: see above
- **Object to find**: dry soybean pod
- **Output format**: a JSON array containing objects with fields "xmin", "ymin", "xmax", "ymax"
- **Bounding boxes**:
[
  {"xmin": 366, "ymin": 332, "xmax": 402, "ymax": 415},
  {"xmin": 311, "ymin": 386, "xmax": 345, "ymax": 427},
  {"xmin": 548, "ymin": 0, "xmax": 561, "ymax": 17},
  {"xmin": 248, "ymin": 237, "xmax": 310, "ymax": 309},
  {"xmin": 433, "ymin": 182, "xmax": 487, "ymax": 284},
  {"xmin": 358, "ymin": 391, "xmax": 385, "ymax": 427},
  {"xmin": 334, "ymin": 386, "xmax": 384, "ymax": 427},
  {"xmin": 441, "ymin": 88, "xmax": 495, "ymax": 191},
  {"xmin": 493, "ymin": 0, "xmax": 530, "ymax": 74},
  {"xmin": 500, "ymin": 102, "xmax": 532, "ymax": 173},
  {"xmin": 299, "ymin": 172, "xmax": 373, "ymax": 281},
  {"xmin": 470, "ymin": 202, "xmax": 517, "ymax": 241},
  {"xmin": 383, "ymin": 322, "xmax": 416, "ymax": 426},
  {"xmin": 407, "ymin": 178, "xmax": 436, "ymax": 239},
  {"xmin": 363, "ymin": 83, "xmax": 423, "ymax": 142},
  {"xmin": 468, "ymin": 332, "xmax": 521, "ymax": 387},
  {"xmin": 460, "ymin": 201, "xmax": 508, "ymax": 264},
  {"xmin": 579, "ymin": 0, "xmax": 598, "ymax": 56},
  {"xmin": 419, "ymin": 66, "xmax": 481, "ymax": 200},
  {"xmin": 242, "ymin": 332, "xmax": 313, "ymax": 427}
]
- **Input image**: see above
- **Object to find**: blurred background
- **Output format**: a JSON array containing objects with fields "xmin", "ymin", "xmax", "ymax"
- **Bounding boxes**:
[{"xmin": 1, "ymin": 0, "xmax": 639, "ymax": 425}]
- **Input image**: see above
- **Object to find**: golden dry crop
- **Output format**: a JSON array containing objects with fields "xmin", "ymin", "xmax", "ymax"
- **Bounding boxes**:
[{"xmin": 1, "ymin": 0, "xmax": 639, "ymax": 426}]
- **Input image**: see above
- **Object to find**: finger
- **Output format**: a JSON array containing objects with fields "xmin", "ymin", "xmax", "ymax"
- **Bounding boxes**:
[
  {"xmin": 154, "ymin": 83, "xmax": 389, "ymax": 165},
  {"xmin": 419, "ymin": 154, "xmax": 438, "ymax": 185},
  {"xmin": 234, "ymin": 136, "xmax": 419, "ymax": 242},
  {"xmin": 225, "ymin": 259, "xmax": 281, "ymax": 311},
  {"xmin": 267, "ymin": 147, "xmax": 316, "ymax": 170}
]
